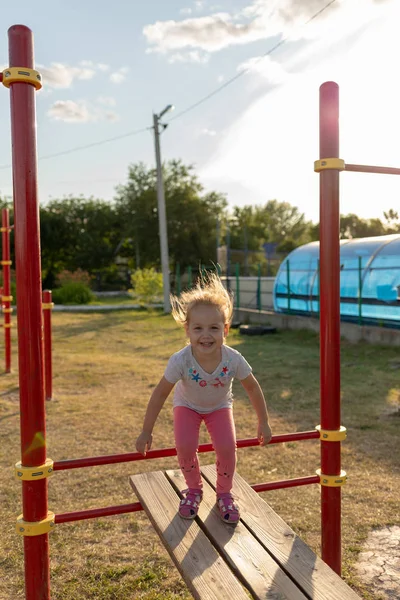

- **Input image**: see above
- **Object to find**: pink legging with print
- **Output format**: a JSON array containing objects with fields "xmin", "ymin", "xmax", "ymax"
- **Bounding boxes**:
[{"xmin": 174, "ymin": 406, "xmax": 236, "ymax": 495}]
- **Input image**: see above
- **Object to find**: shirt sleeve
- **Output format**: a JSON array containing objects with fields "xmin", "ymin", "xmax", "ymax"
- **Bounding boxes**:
[
  {"xmin": 234, "ymin": 352, "xmax": 253, "ymax": 380},
  {"xmin": 164, "ymin": 352, "xmax": 183, "ymax": 383}
]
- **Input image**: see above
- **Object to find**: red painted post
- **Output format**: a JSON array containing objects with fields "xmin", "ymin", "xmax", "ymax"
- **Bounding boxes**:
[
  {"xmin": 7, "ymin": 25, "xmax": 50, "ymax": 599},
  {"xmin": 319, "ymin": 81, "xmax": 342, "ymax": 574},
  {"xmin": 1, "ymin": 208, "xmax": 12, "ymax": 372},
  {"xmin": 42, "ymin": 290, "xmax": 53, "ymax": 401}
]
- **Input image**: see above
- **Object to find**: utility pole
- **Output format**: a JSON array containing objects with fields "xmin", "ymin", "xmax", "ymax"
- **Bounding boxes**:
[
  {"xmin": 244, "ymin": 225, "xmax": 249, "ymax": 276},
  {"xmin": 153, "ymin": 105, "xmax": 174, "ymax": 313},
  {"xmin": 216, "ymin": 217, "xmax": 220, "ymax": 264},
  {"xmin": 226, "ymin": 221, "xmax": 231, "ymax": 292}
]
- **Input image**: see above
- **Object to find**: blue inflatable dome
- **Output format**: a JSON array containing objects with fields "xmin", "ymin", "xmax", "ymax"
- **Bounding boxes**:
[{"xmin": 273, "ymin": 234, "xmax": 400, "ymax": 327}]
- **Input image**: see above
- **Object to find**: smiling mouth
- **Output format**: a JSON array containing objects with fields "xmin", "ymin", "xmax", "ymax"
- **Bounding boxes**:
[{"xmin": 200, "ymin": 341, "xmax": 214, "ymax": 347}]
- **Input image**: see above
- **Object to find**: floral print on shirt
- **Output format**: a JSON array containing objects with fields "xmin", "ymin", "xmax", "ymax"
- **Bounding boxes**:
[{"xmin": 188, "ymin": 362, "xmax": 234, "ymax": 388}]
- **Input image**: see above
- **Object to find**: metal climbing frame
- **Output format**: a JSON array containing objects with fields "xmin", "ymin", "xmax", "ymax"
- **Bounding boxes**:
[{"xmin": 3, "ymin": 25, "xmax": 369, "ymax": 600}]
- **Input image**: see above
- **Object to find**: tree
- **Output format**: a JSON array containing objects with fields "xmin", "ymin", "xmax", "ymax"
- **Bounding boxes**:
[
  {"xmin": 114, "ymin": 160, "xmax": 227, "ymax": 270},
  {"xmin": 383, "ymin": 209, "xmax": 400, "ymax": 233},
  {"xmin": 228, "ymin": 201, "xmax": 313, "ymax": 252},
  {"xmin": 40, "ymin": 196, "xmax": 120, "ymax": 288},
  {"xmin": 339, "ymin": 213, "xmax": 386, "ymax": 239},
  {"xmin": 309, "ymin": 211, "xmax": 398, "ymax": 241}
]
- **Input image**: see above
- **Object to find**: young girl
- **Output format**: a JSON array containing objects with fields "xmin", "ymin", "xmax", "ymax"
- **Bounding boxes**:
[{"xmin": 135, "ymin": 273, "xmax": 272, "ymax": 524}]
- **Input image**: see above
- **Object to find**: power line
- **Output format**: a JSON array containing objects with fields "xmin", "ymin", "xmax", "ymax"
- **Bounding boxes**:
[
  {"xmin": 166, "ymin": 0, "xmax": 338, "ymax": 123},
  {"xmin": 0, "ymin": 126, "xmax": 151, "ymax": 171}
]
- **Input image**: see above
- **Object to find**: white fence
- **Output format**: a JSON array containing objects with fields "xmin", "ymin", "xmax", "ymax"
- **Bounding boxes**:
[{"xmin": 221, "ymin": 276, "xmax": 275, "ymax": 310}]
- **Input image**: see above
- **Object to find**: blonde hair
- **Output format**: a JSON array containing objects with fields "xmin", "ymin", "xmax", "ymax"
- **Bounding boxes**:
[{"xmin": 170, "ymin": 271, "xmax": 233, "ymax": 326}]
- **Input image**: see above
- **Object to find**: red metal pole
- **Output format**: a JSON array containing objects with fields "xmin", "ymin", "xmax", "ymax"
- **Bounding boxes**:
[
  {"xmin": 53, "ymin": 431, "xmax": 320, "ymax": 471},
  {"xmin": 54, "ymin": 474, "xmax": 322, "ymax": 525},
  {"xmin": 319, "ymin": 81, "xmax": 342, "ymax": 574},
  {"xmin": 42, "ymin": 290, "xmax": 53, "ymax": 401},
  {"xmin": 1, "ymin": 208, "xmax": 12, "ymax": 372},
  {"xmin": 251, "ymin": 475, "xmax": 320, "ymax": 493},
  {"xmin": 345, "ymin": 163, "xmax": 400, "ymax": 175},
  {"xmin": 55, "ymin": 502, "xmax": 144, "ymax": 524},
  {"xmin": 7, "ymin": 25, "xmax": 50, "ymax": 599}
]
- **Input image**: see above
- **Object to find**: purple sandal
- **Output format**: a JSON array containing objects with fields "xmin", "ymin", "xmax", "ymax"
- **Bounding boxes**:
[
  {"xmin": 179, "ymin": 488, "xmax": 203, "ymax": 519},
  {"xmin": 217, "ymin": 493, "xmax": 240, "ymax": 524}
]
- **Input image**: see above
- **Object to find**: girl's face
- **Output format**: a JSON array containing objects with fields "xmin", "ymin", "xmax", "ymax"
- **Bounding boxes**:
[{"xmin": 185, "ymin": 304, "xmax": 228, "ymax": 359}]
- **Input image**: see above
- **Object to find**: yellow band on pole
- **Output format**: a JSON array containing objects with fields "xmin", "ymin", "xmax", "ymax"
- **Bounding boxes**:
[
  {"xmin": 314, "ymin": 158, "xmax": 345, "ymax": 172},
  {"xmin": 2, "ymin": 296, "xmax": 13, "ymax": 302},
  {"xmin": 2, "ymin": 308, "xmax": 13, "ymax": 314},
  {"xmin": 0, "ymin": 260, "xmax": 12, "ymax": 266},
  {"xmin": 42, "ymin": 303, "xmax": 54, "ymax": 310},
  {"xmin": 15, "ymin": 458, "xmax": 54, "ymax": 481},
  {"xmin": 0, "ymin": 227, "xmax": 12, "ymax": 232},
  {"xmin": 16, "ymin": 512, "xmax": 55, "ymax": 536},
  {"xmin": 316, "ymin": 469, "xmax": 347, "ymax": 487},
  {"xmin": 316, "ymin": 425, "xmax": 347, "ymax": 442},
  {"xmin": 2, "ymin": 67, "xmax": 42, "ymax": 90},
  {"xmin": 3, "ymin": 323, "xmax": 12, "ymax": 328}
]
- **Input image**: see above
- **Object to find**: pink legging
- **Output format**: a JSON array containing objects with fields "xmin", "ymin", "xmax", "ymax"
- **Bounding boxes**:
[{"xmin": 174, "ymin": 406, "xmax": 236, "ymax": 495}]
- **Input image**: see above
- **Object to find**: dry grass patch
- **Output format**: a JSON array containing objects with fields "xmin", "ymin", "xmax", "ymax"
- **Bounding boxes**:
[{"xmin": 0, "ymin": 311, "xmax": 399, "ymax": 599}]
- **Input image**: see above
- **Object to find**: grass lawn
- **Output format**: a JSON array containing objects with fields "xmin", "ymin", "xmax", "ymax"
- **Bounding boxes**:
[
  {"xmin": 88, "ymin": 294, "xmax": 142, "ymax": 306},
  {"xmin": 0, "ymin": 310, "xmax": 399, "ymax": 599},
  {"xmin": 88, "ymin": 294, "xmax": 162, "ymax": 307}
]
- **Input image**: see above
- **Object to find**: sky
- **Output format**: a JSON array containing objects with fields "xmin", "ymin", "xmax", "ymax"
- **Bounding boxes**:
[{"xmin": 0, "ymin": 0, "xmax": 399, "ymax": 223}]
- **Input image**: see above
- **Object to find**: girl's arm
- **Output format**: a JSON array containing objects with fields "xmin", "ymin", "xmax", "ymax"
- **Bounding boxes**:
[
  {"xmin": 240, "ymin": 373, "xmax": 272, "ymax": 446},
  {"xmin": 136, "ymin": 376, "xmax": 175, "ymax": 455}
]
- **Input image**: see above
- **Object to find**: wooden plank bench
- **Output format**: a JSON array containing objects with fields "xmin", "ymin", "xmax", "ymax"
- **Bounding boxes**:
[{"xmin": 130, "ymin": 465, "xmax": 362, "ymax": 600}]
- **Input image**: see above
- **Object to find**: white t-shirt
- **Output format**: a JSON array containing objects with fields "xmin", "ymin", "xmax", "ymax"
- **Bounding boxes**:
[{"xmin": 164, "ymin": 344, "xmax": 252, "ymax": 414}]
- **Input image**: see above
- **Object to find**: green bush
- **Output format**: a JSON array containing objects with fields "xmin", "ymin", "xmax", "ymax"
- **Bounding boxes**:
[
  {"xmin": 130, "ymin": 268, "xmax": 163, "ymax": 305},
  {"xmin": 56, "ymin": 269, "xmax": 92, "ymax": 287},
  {"xmin": 52, "ymin": 282, "xmax": 94, "ymax": 305}
]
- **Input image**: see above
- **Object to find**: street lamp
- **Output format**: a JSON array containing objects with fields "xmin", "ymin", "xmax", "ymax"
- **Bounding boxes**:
[
  {"xmin": 153, "ymin": 104, "xmax": 174, "ymax": 313},
  {"xmin": 158, "ymin": 104, "xmax": 174, "ymax": 119}
]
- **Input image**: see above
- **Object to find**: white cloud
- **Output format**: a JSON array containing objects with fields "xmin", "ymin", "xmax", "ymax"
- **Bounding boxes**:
[
  {"xmin": 36, "ymin": 62, "xmax": 122, "ymax": 88},
  {"xmin": 237, "ymin": 55, "xmax": 288, "ymax": 85},
  {"xmin": 48, "ymin": 100, "xmax": 118, "ymax": 123},
  {"xmin": 142, "ymin": 0, "xmax": 338, "ymax": 55},
  {"xmin": 143, "ymin": 12, "xmax": 265, "ymax": 54},
  {"xmin": 39, "ymin": 63, "xmax": 96, "ymax": 88},
  {"xmin": 179, "ymin": 0, "xmax": 206, "ymax": 15},
  {"xmin": 143, "ymin": 0, "xmax": 390, "ymax": 58},
  {"xmin": 104, "ymin": 112, "xmax": 119, "ymax": 122},
  {"xmin": 97, "ymin": 96, "xmax": 117, "ymax": 106},
  {"xmin": 110, "ymin": 67, "xmax": 129, "ymax": 84},
  {"xmin": 168, "ymin": 50, "xmax": 209, "ymax": 63},
  {"xmin": 200, "ymin": 128, "xmax": 217, "ymax": 136},
  {"xmin": 48, "ymin": 100, "xmax": 92, "ymax": 122},
  {"xmin": 110, "ymin": 73, "xmax": 125, "ymax": 84}
]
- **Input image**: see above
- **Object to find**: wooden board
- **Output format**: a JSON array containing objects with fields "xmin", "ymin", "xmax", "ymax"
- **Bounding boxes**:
[
  {"xmin": 129, "ymin": 470, "xmax": 249, "ymax": 600},
  {"xmin": 166, "ymin": 468, "xmax": 307, "ymax": 600},
  {"xmin": 201, "ymin": 465, "xmax": 361, "ymax": 600}
]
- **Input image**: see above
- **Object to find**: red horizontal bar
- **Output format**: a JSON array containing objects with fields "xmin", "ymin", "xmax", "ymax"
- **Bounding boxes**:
[
  {"xmin": 252, "ymin": 475, "xmax": 320, "ymax": 492},
  {"xmin": 54, "ymin": 473, "xmax": 320, "ymax": 524},
  {"xmin": 55, "ymin": 502, "xmax": 143, "ymax": 524},
  {"xmin": 53, "ymin": 431, "xmax": 320, "ymax": 472},
  {"xmin": 345, "ymin": 163, "xmax": 400, "ymax": 175}
]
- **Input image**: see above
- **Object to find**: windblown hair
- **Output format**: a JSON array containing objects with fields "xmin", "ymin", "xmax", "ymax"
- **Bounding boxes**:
[{"xmin": 170, "ymin": 272, "xmax": 233, "ymax": 326}]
